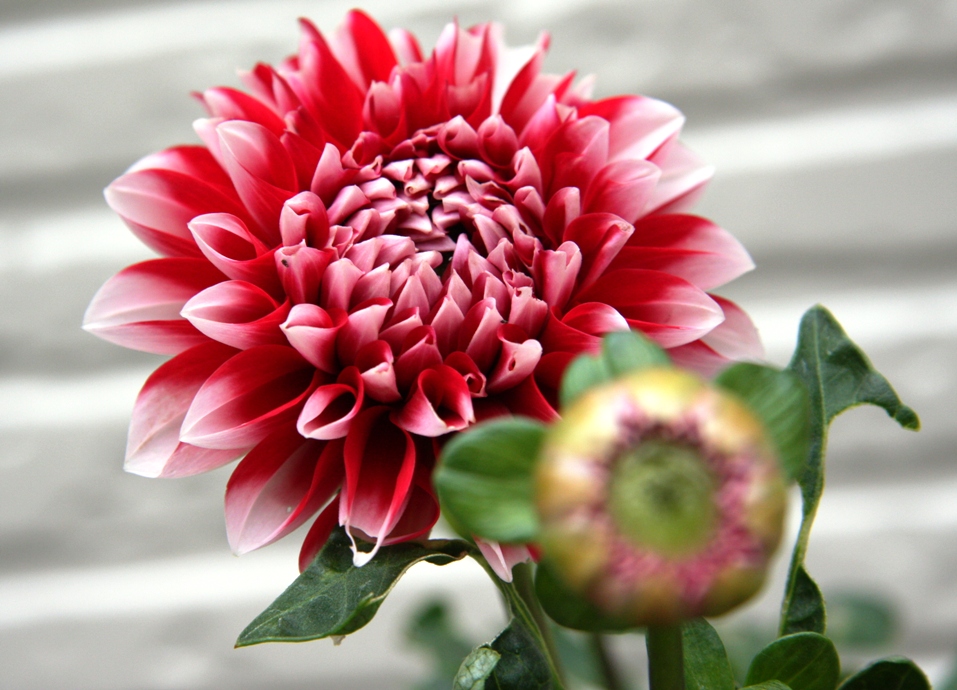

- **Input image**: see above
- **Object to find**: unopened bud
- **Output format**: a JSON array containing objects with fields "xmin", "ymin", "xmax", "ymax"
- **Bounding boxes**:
[{"xmin": 535, "ymin": 368, "xmax": 787, "ymax": 626}]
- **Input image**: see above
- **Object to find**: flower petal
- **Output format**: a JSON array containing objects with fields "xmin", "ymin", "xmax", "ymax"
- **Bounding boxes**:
[
  {"xmin": 188, "ymin": 213, "xmax": 281, "ymax": 295},
  {"xmin": 125, "ymin": 341, "xmax": 240, "ymax": 477},
  {"xmin": 572, "ymin": 269, "xmax": 724, "ymax": 348},
  {"xmin": 225, "ymin": 429, "xmax": 343, "ymax": 554},
  {"xmin": 83, "ymin": 258, "xmax": 225, "ymax": 355},
  {"xmin": 281, "ymin": 303, "xmax": 348, "ymax": 373},
  {"xmin": 298, "ymin": 498, "xmax": 342, "ymax": 572},
  {"xmin": 182, "ymin": 281, "xmax": 289, "ymax": 350},
  {"xmin": 298, "ymin": 367, "xmax": 365, "ymax": 440},
  {"xmin": 475, "ymin": 538, "xmax": 532, "ymax": 582},
  {"xmin": 611, "ymin": 214, "xmax": 754, "ymax": 291},
  {"xmin": 487, "ymin": 325, "xmax": 543, "ymax": 394},
  {"xmin": 181, "ymin": 345, "xmax": 316, "ymax": 449},
  {"xmin": 392, "ymin": 364, "xmax": 475, "ymax": 436},
  {"xmin": 340, "ymin": 407, "xmax": 418, "ymax": 565}
]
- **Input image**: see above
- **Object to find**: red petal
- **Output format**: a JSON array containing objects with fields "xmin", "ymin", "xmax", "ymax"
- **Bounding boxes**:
[
  {"xmin": 298, "ymin": 367, "xmax": 365, "ymax": 440},
  {"xmin": 583, "ymin": 159, "xmax": 660, "ymax": 224},
  {"xmin": 182, "ymin": 281, "xmax": 289, "ymax": 350},
  {"xmin": 578, "ymin": 95, "xmax": 684, "ymax": 162},
  {"xmin": 356, "ymin": 340, "xmax": 402, "ymax": 403},
  {"xmin": 105, "ymin": 168, "xmax": 248, "ymax": 258},
  {"xmin": 561, "ymin": 213, "xmax": 634, "ymax": 292},
  {"xmin": 189, "ymin": 213, "xmax": 281, "ymax": 296},
  {"xmin": 340, "ymin": 407, "xmax": 417, "ymax": 564},
  {"xmin": 181, "ymin": 345, "xmax": 316, "ymax": 449},
  {"xmin": 125, "ymin": 341, "xmax": 240, "ymax": 477},
  {"xmin": 225, "ymin": 429, "xmax": 343, "ymax": 555},
  {"xmin": 276, "ymin": 244, "xmax": 335, "ymax": 305},
  {"xmin": 668, "ymin": 296, "xmax": 764, "ymax": 376},
  {"xmin": 611, "ymin": 214, "xmax": 754, "ymax": 291},
  {"xmin": 217, "ymin": 121, "xmax": 297, "ymax": 243},
  {"xmin": 474, "ymin": 538, "xmax": 532, "ymax": 582},
  {"xmin": 336, "ymin": 10, "xmax": 398, "ymax": 87},
  {"xmin": 646, "ymin": 142, "xmax": 713, "ymax": 215},
  {"xmin": 337, "ymin": 298, "xmax": 392, "ymax": 367},
  {"xmin": 299, "ymin": 498, "xmax": 342, "ymax": 572},
  {"xmin": 281, "ymin": 303, "xmax": 347, "ymax": 373},
  {"xmin": 572, "ymin": 269, "xmax": 723, "ymax": 348},
  {"xmin": 539, "ymin": 303, "xmax": 627, "ymax": 355},
  {"xmin": 458, "ymin": 298, "xmax": 505, "ymax": 371},
  {"xmin": 198, "ymin": 86, "xmax": 286, "ymax": 136},
  {"xmin": 532, "ymin": 242, "xmax": 582, "ymax": 311},
  {"xmin": 487, "ymin": 325, "xmax": 543, "ymax": 394},
  {"xmin": 84, "ymin": 258, "xmax": 224, "ymax": 355},
  {"xmin": 392, "ymin": 365, "xmax": 475, "ymax": 436}
]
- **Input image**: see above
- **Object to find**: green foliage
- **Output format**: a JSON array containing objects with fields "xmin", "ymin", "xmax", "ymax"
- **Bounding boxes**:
[
  {"xmin": 746, "ymin": 632, "xmax": 840, "ymax": 690},
  {"xmin": 743, "ymin": 683, "xmax": 793, "ymax": 690},
  {"xmin": 715, "ymin": 362, "xmax": 810, "ymax": 482},
  {"xmin": 837, "ymin": 658, "xmax": 930, "ymax": 690},
  {"xmin": 236, "ymin": 529, "xmax": 468, "ymax": 646},
  {"xmin": 559, "ymin": 329, "xmax": 670, "ymax": 408},
  {"xmin": 406, "ymin": 600, "xmax": 476, "ymax": 690},
  {"xmin": 780, "ymin": 306, "xmax": 919, "ymax": 636},
  {"xmin": 534, "ymin": 561, "xmax": 633, "ymax": 633},
  {"xmin": 454, "ymin": 562, "xmax": 563, "ymax": 689},
  {"xmin": 683, "ymin": 618, "xmax": 736, "ymax": 690},
  {"xmin": 826, "ymin": 593, "xmax": 897, "ymax": 649},
  {"xmin": 435, "ymin": 417, "xmax": 545, "ymax": 544}
]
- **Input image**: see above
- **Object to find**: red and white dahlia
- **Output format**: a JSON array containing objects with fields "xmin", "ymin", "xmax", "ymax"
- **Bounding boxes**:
[{"xmin": 84, "ymin": 10, "xmax": 761, "ymax": 572}]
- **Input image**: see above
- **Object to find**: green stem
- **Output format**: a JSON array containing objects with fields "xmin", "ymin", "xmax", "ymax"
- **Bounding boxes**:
[
  {"xmin": 590, "ymin": 633, "xmax": 626, "ymax": 690},
  {"xmin": 646, "ymin": 624, "xmax": 684, "ymax": 690},
  {"xmin": 513, "ymin": 562, "xmax": 566, "ymax": 686}
]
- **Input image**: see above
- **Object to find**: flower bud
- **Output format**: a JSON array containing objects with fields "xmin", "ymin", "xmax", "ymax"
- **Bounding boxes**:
[{"xmin": 535, "ymin": 368, "xmax": 787, "ymax": 626}]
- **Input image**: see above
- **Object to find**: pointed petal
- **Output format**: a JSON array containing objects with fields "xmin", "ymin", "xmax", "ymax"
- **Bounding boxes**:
[
  {"xmin": 298, "ymin": 367, "xmax": 364, "ymax": 440},
  {"xmin": 572, "ymin": 269, "xmax": 724, "ymax": 348},
  {"xmin": 188, "ymin": 213, "xmax": 281, "ymax": 295},
  {"xmin": 487, "ymin": 325, "xmax": 543, "ymax": 394},
  {"xmin": 181, "ymin": 281, "xmax": 289, "ymax": 350},
  {"xmin": 276, "ymin": 244, "xmax": 335, "ymax": 305},
  {"xmin": 355, "ymin": 340, "xmax": 402, "ymax": 403},
  {"xmin": 646, "ymin": 141, "xmax": 713, "ymax": 215},
  {"xmin": 612, "ymin": 214, "xmax": 754, "ymax": 291},
  {"xmin": 281, "ymin": 303, "xmax": 347, "ymax": 373},
  {"xmin": 392, "ymin": 365, "xmax": 475, "ymax": 436},
  {"xmin": 561, "ymin": 212, "xmax": 634, "ymax": 292},
  {"xmin": 583, "ymin": 159, "xmax": 660, "ymax": 224},
  {"xmin": 225, "ymin": 429, "xmax": 342, "ymax": 554},
  {"xmin": 84, "ymin": 258, "xmax": 224, "ymax": 355},
  {"xmin": 578, "ymin": 95, "xmax": 684, "ymax": 162},
  {"xmin": 340, "ymin": 407, "xmax": 417, "ymax": 565},
  {"xmin": 474, "ymin": 538, "xmax": 532, "ymax": 582},
  {"xmin": 539, "ymin": 303, "xmax": 628, "ymax": 354},
  {"xmin": 181, "ymin": 345, "xmax": 316, "ymax": 449},
  {"xmin": 105, "ymin": 168, "xmax": 248, "ymax": 258},
  {"xmin": 125, "ymin": 341, "xmax": 240, "ymax": 477}
]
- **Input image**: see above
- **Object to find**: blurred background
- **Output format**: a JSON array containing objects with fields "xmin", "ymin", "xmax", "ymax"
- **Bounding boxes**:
[{"xmin": 1, "ymin": 0, "xmax": 955, "ymax": 687}]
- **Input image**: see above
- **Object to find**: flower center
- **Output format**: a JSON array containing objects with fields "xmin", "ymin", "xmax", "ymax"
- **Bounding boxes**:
[{"xmin": 608, "ymin": 439, "xmax": 717, "ymax": 557}]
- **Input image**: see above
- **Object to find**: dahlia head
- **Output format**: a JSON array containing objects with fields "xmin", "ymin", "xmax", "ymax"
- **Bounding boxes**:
[
  {"xmin": 436, "ymin": 330, "xmax": 809, "ymax": 627},
  {"xmin": 84, "ymin": 10, "xmax": 762, "ymax": 570}
]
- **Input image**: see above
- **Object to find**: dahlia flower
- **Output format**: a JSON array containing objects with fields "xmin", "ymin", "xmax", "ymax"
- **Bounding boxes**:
[
  {"xmin": 536, "ymin": 367, "xmax": 786, "ymax": 625},
  {"xmin": 84, "ymin": 10, "xmax": 761, "ymax": 571}
]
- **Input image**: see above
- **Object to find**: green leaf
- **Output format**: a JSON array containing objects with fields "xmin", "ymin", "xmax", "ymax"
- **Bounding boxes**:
[
  {"xmin": 406, "ymin": 599, "xmax": 477, "ymax": 690},
  {"xmin": 601, "ymin": 329, "xmax": 671, "ymax": 376},
  {"xmin": 744, "ymin": 683, "xmax": 793, "ymax": 690},
  {"xmin": 484, "ymin": 617, "xmax": 554, "ymax": 689},
  {"xmin": 715, "ymin": 362, "xmax": 810, "ymax": 482},
  {"xmin": 781, "ymin": 567, "xmax": 826, "ymax": 636},
  {"xmin": 781, "ymin": 305, "xmax": 919, "ymax": 637},
  {"xmin": 826, "ymin": 592, "xmax": 897, "ymax": 649},
  {"xmin": 534, "ymin": 561, "xmax": 634, "ymax": 633},
  {"xmin": 454, "ymin": 646, "xmax": 501, "ymax": 690},
  {"xmin": 746, "ymin": 632, "xmax": 840, "ymax": 690},
  {"xmin": 683, "ymin": 618, "xmax": 736, "ymax": 690},
  {"xmin": 837, "ymin": 658, "xmax": 930, "ymax": 690},
  {"xmin": 558, "ymin": 330, "xmax": 669, "ymax": 408},
  {"xmin": 435, "ymin": 418, "xmax": 546, "ymax": 543},
  {"xmin": 236, "ymin": 529, "xmax": 469, "ymax": 646},
  {"xmin": 558, "ymin": 352, "xmax": 612, "ymax": 410}
]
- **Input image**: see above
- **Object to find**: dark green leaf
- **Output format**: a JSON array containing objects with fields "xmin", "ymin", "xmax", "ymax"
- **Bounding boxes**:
[
  {"xmin": 435, "ymin": 418, "xmax": 545, "ymax": 543},
  {"xmin": 236, "ymin": 529, "xmax": 469, "ymax": 646},
  {"xmin": 454, "ymin": 646, "xmax": 501, "ymax": 690},
  {"xmin": 837, "ymin": 658, "xmax": 930, "ymax": 690},
  {"xmin": 744, "ymin": 683, "xmax": 793, "ymax": 690},
  {"xmin": 781, "ymin": 567, "xmax": 826, "ymax": 635},
  {"xmin": 485, "ymin": 617, "xmax": 554, "ymax": 689},
  {"xmin": 683, "ymin": 618, "xmax": 736, "ymax": 690},
  {"xmin": 826, "ymin": 592, "xmax": 897, "ymax": 649},
  {"xmin": 746, "ymin": 632, "xmax": 840, "ymax": 690},
  {"xmin": 781, "ymin": 305, "xmax": 919, "ymax": 637},
  {"xmin": 715, "ymin": 362, "xmax": 810, "ymax": 482},
  {"xmin": 601, "ymin": 329, "xmax": 671, "ymax": 376},
  {"xmin": 406, "ymin": 600, "xmax": 476, "ymax": 690},
  {"xmin": 534, "ymin": 561, "xmax": 634, "ymax": 633},
  {"xmin": 558, "ymin": 330, "xmax": 669, "ymax": 409}
]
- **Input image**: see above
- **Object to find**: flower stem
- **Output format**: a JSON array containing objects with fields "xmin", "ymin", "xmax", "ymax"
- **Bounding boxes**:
[
  {"xmin": 590, "ymin": 633, "xmax": 626, "ymax": 690},
  {"xmin": 646, "ymin": 624, "xmax": 684, "ymax": 690},
  {"xmin": 512, "ymin": 562, "xmax": 566, "ymax": 686}
]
